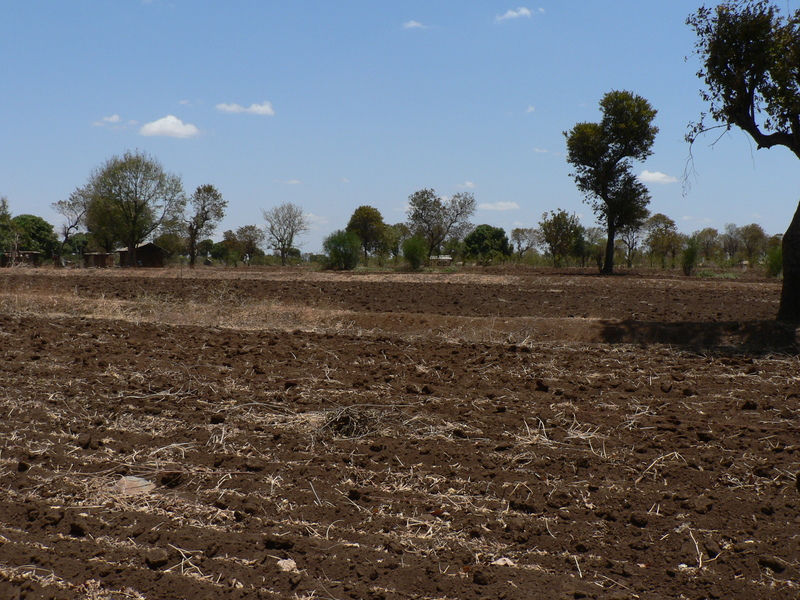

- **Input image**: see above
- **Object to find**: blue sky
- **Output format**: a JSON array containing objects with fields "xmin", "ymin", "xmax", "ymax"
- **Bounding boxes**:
[{"xmin": 2, "ymin": 1, "xmax": 799, "ymax": 252}]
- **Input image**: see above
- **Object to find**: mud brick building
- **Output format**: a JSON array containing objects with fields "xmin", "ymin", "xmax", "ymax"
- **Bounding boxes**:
[{"xmin": 116, "ymin": 242, "xmax": 167, "ymax": 268}]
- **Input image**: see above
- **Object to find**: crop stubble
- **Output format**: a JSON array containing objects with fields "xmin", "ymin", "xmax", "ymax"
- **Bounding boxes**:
[{"xmin": 0, "ymin": 267, "xmax": 798, "ymax": 599}]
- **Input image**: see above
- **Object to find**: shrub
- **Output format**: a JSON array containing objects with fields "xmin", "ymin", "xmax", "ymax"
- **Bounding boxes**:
[
  {"xmin": 766, "ymin": 244, "xmax": 783, "ymax": 278},
  {"xmin": 682, "ymin": 236, "xmax": 700, "ymax": 276},
  {"xmin": 402, "ymin": 235, "xmax": 428, "ymax": 270},
  {"xmin": 323, "ymin": 230, "xmax": 361, "ymax": 270}
]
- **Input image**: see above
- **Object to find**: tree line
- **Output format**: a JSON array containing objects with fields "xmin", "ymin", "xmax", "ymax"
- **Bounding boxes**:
[{"xmin": 0, "ymin": 172, "xmax": 781, "ymax": 276}]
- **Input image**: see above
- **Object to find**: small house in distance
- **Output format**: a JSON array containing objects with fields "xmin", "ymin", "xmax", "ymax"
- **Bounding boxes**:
[
  {"xmin": 117, "ymin": 242, "xmax": 167, "ymax": 268},
  {"xmin": 83, "ymin": 252, "xmax": 113, "ymax": 268},
  {"xmin": 0, "ymin": 251, "xmax": 42, "ymax": 267}
]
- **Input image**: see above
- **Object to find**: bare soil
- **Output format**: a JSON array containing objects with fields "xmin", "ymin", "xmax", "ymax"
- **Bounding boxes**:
[{"xmin": 0, "ymin": 267, "xmax": 798, "ymax": 599}]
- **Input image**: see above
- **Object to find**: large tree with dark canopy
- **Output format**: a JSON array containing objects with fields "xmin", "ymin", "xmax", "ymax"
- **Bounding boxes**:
[
  {"xmin": 565, "ymin": 90, "xmax": 657, "ymax": 274},
  {"xmin": 688, "ymin": 0, "xmax": 800, "ymax": 321},
  {"xmin": 346, "ymin": 205, "xmax": 386, "ymax": 265},
  {"xmin": 85, "ymin": 151, "xmax": 185, "ymax": 266}
]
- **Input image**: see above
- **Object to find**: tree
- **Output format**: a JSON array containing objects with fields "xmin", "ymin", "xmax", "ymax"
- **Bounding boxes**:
[
  {"xmin": 262, "ymin": 203, "xmax": 309, "ymax": 266},
  {"xmin": 720, "ymin": 223, "xmax": 742, "ymax": 262},
  {"xmin": 645, "ymin": 213, "xmax": 680, "ymax": 269},
  {"xmin": 210, "ymin": 241, "xmax": 230, "ymax": 264},
  {"xmin": 618, "ymin": 211, "xmax": 650, "ymax": 268},
  {"xmin": 464, "ymin": 224, "xmax": 511, "ymax": 264},
  {"xmin": 0, "ymin": 196, "xmax": 14, "ymax": 253},
  {"xmin": 565, "ymin": 90, "xmax": 658, "ymax": 274},
  {"xmin": 510, "ymin": 227, "xmax": 539, "ymax": 261},
  {"xmin": 688, "ymin": 0, "xmax": 800, "ymax": 320},
  {"xmin": 11, "ymin": 215, "xmax": 58, "ymax": 257},
  {"xmin": 739, "ymin": 223, "xmax": 768, "ymax": 264},
  {"xmin": 235, "ymin": 225, "xmax": 266, "ymax": 265},
  {"xmin": 52, "ymin": 187, "xmax": 90, "ymax": 257},
  {"xmin": 578, "ymin": 226, "xmax": 606, "ymax": 269},
  {"xmin": 406, "ymin": 189, "xmax": 476, "ymax": 261},
  {"xmin": 384, "ymin": 223, "xmax": 411, "ymax": 263},
  {"xmin": 695, "ymin": 227, "xmax": 721, "ymax": 262},
  {"xmin": 85, "ymin": 150, "xmax": 185, "ymax": 266},
  {"xmin": 682, "ymin": 235, "xmax": 701, "ymax": 276},
  {"xmin": 402, "ymin": 235, "xmax": 428, "ymax": 270},
  {"xmin": 185, "ymin": 185, "xmax": 227, "ymax": 268},
  {"xmin": 539, "ymin": 209, "xmax": 582, "ymax": 267},
  {"xmin": 346, "ymin": 205, "xmax": 386, "ymax": 265},
  {"xmin": 84, "ymin": 193, "xmax": 122, "ymax": 252},
  {"xmin": 323, "ymin": 229, "xmax": 361, "ymax": 270},
  {"xmin": 197, "ymin": 239, "xmax": 214, "ymax": 260}
]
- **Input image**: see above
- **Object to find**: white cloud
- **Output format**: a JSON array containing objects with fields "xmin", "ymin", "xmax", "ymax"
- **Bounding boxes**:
[
  {"xmin": 215, "ymin": 101, "xmax": 275, "ymax": 116},
  {"xmin": 282, "ymin": 179, "xmax": 302, "ymax": 185},
  {"xmin": 139, "ymin": 115, "xmax": 200, "ymax": 138},
  {"xmin": 403, "ymin": 20, "xmax": 426, "ymax": 29},
  {"xmin": 92, "ymin": 114, "xmax": 121, "ymax": 127},
  {"xmin": 638, "ymin": 170, "xmax": 678, "ymax": 184},
  {"xmin": 458, "ymin": 181, "xmax": 476, "ymax": 189},
  {"xmin": 306, "ymin": 213, "xmax": 329, "ymax": 228},
  {"xmin": 479, "ymin": 202, "xmax": 520, "ymax": 211},
  {"xmin": 526, "ymin": 105, "xmax": 536, "ymax": 113},
  {"xmin": 533, "ymin": 148, "xmax": 549, "ymax": 153},
  {"xmin": 496, "ymin": 7, "xmax": 542, "ymax": 22}
]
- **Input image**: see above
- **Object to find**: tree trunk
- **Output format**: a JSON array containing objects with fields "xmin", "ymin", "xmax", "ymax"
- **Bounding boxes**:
[
  {"xmin": 602, "ymin": 226, "xmax": 616, "ymax": 274},
  {"xmin": 777, "ymin": 200, "xmax": 800, "ymax": 322},
  {"xmin": 188, "ymin": 234, "xmax": 197, "ymax": 269}
]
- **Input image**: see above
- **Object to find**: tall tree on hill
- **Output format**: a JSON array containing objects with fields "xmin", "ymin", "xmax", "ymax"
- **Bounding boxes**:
[
  {"xmin": 185, "ymin": 185, "xmax": 227, "ymax": 268},
  {"xmin": 565, "ymin": 90, "xmax": 657, "ymax": 274},
  {"xmin": 688, "ymin": 0, "xmax": 800, "ymax": 321},
  {"xmin": 84, "ymin": 150, "xmax": 186, "ymax": 266}
]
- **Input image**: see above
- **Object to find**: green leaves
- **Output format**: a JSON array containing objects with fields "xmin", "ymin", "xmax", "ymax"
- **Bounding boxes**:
[
  {"xmin": 564, "ymin": 90, "xmax": 657, "ymax": 273},
  {"xmin": 688, "ymin": 1, "xmax": 800, "ymax": 154}
]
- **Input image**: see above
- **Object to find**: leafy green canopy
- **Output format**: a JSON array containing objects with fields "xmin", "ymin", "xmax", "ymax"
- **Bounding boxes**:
[
  {"xmin": 565, "ymin": 90, "xmax": 657, "ymax": 273},
  {"xmin": 86, "ymin": 150, "xmax": 185, "ymax": 264},
  {"xmin": 464, "ymin": 224, "xmax": 511, "ymax": 263},
  {"xmin": 687, "ymin": 1, "xmax": 800, "ymax": 321},
  {"xmin": 346, "ymin": 205, "xmax": 386, "ymax": 264},
  {"xmin": 323, "ymin": 229, "xmax": 361, "ymax": 270},
  {"xmin": 688, "ymin": 1, "xmax": 800, "ymax": 155}
]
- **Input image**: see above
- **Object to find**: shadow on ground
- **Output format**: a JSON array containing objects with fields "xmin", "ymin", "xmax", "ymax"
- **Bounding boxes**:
[{"xmin": 599, "ymin": 320, "xmax": 799, "ymax": 354}]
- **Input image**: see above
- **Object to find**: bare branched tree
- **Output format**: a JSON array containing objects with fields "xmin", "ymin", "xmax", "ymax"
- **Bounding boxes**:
[{"xmin": 262, "ymin": 203, "xmax": 309, "ymax": 265}]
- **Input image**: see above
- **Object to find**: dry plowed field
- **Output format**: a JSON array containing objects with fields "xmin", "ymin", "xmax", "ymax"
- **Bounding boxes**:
[{"xmin": 0, "ymin": 267, "xmax": 798, "ymax": 599}]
